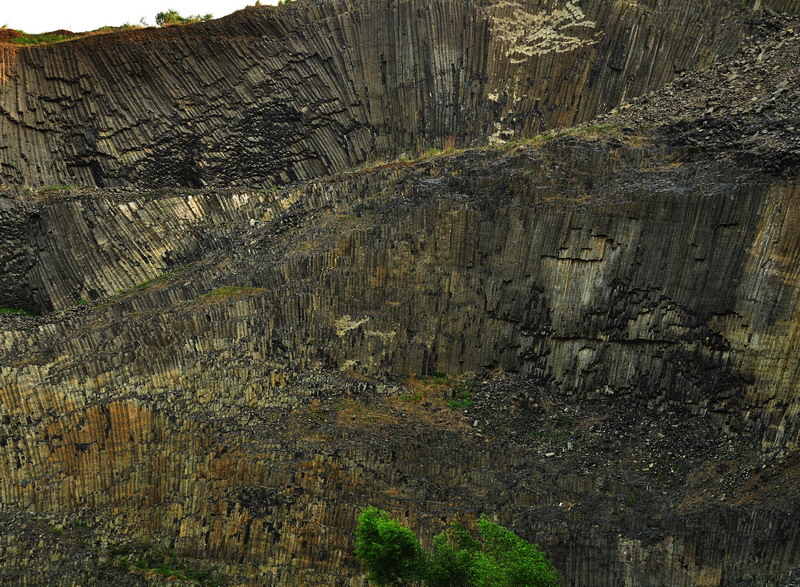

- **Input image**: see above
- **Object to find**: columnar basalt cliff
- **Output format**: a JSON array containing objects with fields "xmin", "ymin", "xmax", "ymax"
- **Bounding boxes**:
[
  {"xmin": 1, "ymin": 0, "xmax": 800, "ymax": 585},
  {"xmin": 0, "ymin": 0, "xmax": 784, "ymax": 189}
]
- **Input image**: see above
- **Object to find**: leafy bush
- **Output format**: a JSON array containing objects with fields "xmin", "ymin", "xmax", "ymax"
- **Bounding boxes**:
[
  {"xmin": 426, "ymin": 523, "xmax": 480, "ymax": 586},
  {"xmin": 355, "ymin": 507, "xmax": 427, "ymax": 585},
  {"xmin": 155, "ymin": 9, "xmax": 213, "ymax": 27},
  {"xmin": 470, "ymin": 516, "xmax": 559, "ymax": 587},
  {"xmin": 355, "ymin": 509, "xmax": 558, "ymax": 586}
]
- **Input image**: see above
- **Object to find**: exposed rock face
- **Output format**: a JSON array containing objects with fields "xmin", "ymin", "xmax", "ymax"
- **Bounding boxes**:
[
  {"xmin": 1, "ymin": 0, "xmax": 800, "ymax": 586},
  {"xmin": 0, "ymin": 0, "xmax": 771, "ymax": 189},
  {"xmin": 6, "ymin": 140, "xmax": 800, "ymax": 452}
]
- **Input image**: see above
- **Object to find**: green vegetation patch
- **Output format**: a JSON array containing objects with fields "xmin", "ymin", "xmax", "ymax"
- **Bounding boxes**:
[
  {"xmin": 91, "ymin": 24, "xmax": 143, "ymax": 33},
  {"xmin": 528, "ymin": 413, "xmax": 576, "ymax": 445},
  {"xmin": 357, "ymin": 123, "xmax": 626, "ymax": 173},
  {"xmin": 402, "ymin": 372, "xmax": 475, "ymax": 410},
  {"xmin": 104, "ymin": 541, "xmax": 221, "ymax": 585},
  {"xmin": 156, "ymin": 10, "xmax": 213, "ymax": 26},
  {"xmin": 102, "ymin": 277, "xmax": 160, "ymax": 305},
  {"xmin": 493, "ymin": 123, "xmax": 624, "ymax": 152},
  {"xmin": 447, "ymin": 378, "xmax": 475, "ymax": 410},
  {"xmin": 355, "ymin": 507, "xmax": 559, "ymax": 586},
  {"xmin": 8, "ymin": 32, "xmax": 80, "ymax": 45},
  {"xmin": 561, "ymin": 123, "xmax": 622, "ymax": 137},
  {"xmin": 94, "ymin": 265, "xmax": 195, "ymax": 308},
  {"xmin": 0, "ymin": 307, "xmax": 36, "ymax": 316}
]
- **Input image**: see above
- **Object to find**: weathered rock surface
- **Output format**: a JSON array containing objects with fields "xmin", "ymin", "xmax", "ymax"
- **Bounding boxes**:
[
  {"xmin": 1, "ymin": 1, "xmax": 800, "ymax": 586},
  {"xmin": 0, "ymin": 0, "xmax": 781, "ymax": 189}
]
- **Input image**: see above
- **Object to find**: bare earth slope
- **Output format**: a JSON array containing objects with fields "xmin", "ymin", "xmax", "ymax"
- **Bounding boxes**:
[{"xmin": 1, "ymin": 1, "xmax": 800, "ymax": 586}]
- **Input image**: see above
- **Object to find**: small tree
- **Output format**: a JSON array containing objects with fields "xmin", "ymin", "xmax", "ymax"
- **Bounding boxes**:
[
  {"xmin": 355, "ymin": 507, "xmax": 427, "ymax": 585},
  {"xmin": 355, "ymin": 509, "xmax": 558, "ymax": 586}
]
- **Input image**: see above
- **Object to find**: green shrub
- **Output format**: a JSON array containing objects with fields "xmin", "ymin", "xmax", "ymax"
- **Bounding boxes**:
[
  {"xmin": 155, "ymin": 9, "xmax": 213, "ymax": 26},
  {"xmin": 355, "ymin": 507, "xmax": 427, "ymax": 585},
  {"xmin": 470, "ymin": 515, "xmax": 559, "ymax": 587},
  {"xmin": 426, "ymin": 523, "xmax": 480, "ymax": 586},
  {"xmin": 355, "ymin": 509, "xmax": 558, "ymax": 586}
]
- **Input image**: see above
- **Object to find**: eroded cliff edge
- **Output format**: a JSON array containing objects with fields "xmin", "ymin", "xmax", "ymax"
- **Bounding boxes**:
[{"xmin": 1, "ymin": 0, "xmax": 800, "ymax": 585}]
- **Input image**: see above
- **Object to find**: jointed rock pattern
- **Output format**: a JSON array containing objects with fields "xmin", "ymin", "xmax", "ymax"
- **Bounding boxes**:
[
  {"xmin": 0, "ymin": 0, "xmax": 764, "ymax": 189},
  {"xmin": 1, "ymin": 0, "xmax": 800, "ymax": 585}
]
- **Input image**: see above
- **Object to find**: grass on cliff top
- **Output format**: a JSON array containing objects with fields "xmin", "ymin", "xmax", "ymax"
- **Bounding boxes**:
[
  {"xmin": 2, "ymin": 23, "xmax": 145, "ymax": 46},
  {"xmin": 7, "ymin": 32, "xmax": 81, "ymax": 45},
  {"xmin": 86, "ymin": 271, "xmax": 263, "ymax": 311},
  {"xmin": 155, "ymin": 10, "xmax": 213, "ymax": 26},
  {"xmin": 2, "ymin": 8, "xmax": 220, "ymax": 47}
]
